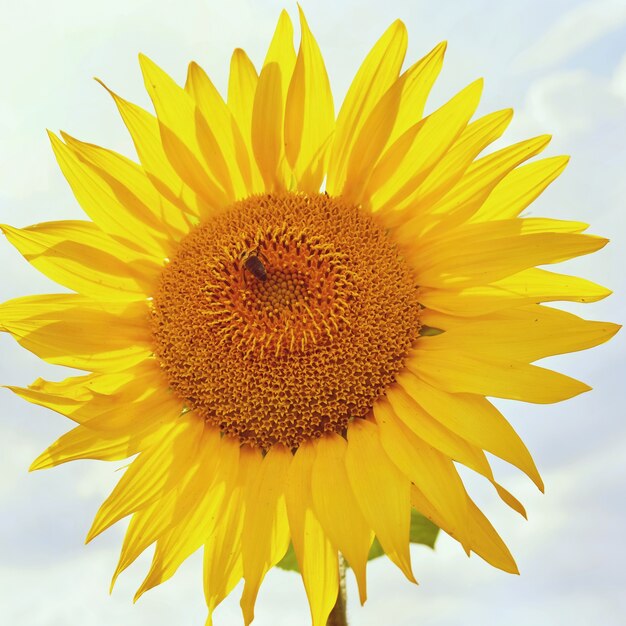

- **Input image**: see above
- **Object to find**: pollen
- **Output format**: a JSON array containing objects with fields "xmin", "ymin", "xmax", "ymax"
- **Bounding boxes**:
[{"xmin": 151, "ymin": 192, "xmax": 422, "ymax": 449}]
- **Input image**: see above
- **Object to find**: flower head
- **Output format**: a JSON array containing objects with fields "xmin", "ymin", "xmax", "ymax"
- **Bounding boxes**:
[{"xmin": 0, "ymin": 8, "xmax": 618, "ymax": 626}]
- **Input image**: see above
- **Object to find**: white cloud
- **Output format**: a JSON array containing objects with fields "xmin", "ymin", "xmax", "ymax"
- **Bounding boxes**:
[
  {"xmin": 610, "ymin": 50, "xmax": 626, "ymax": 101},
  {"xmin": 521, "ymin": 69, "xmax": 626, "ymax": 136},
  {"xmin": 1, "ymin": 1, "xmax": 624, "ymax": 625},
  {"xmin": 514, "ymin": 0, "xmax": 626, "ymax": 72}
]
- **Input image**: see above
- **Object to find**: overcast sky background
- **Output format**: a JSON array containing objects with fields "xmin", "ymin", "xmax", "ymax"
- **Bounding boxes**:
[{"xmin": 0, "ymin": 0, "xmax": 625, "ymax": 625}]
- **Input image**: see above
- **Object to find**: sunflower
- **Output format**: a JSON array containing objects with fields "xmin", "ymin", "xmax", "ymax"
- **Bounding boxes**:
[{"xmin": 0, "ymin": 8, "xmax": 618, "ymax": 626}]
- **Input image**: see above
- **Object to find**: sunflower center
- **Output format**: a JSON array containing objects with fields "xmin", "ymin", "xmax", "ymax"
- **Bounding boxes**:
[{"xmin": 151, "ymin": 192, "xmax": 421, "ymax": 449}]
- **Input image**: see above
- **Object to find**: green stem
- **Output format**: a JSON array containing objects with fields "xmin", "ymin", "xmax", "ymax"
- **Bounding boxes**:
[{"xmin": 326, "ymin": 553, "xmax": 348, "ymax": 626}]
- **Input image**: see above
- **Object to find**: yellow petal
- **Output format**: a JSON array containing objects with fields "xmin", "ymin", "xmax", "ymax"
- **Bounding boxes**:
[
  {"xmin": 464, "ymin": 497, "xmax": 519, "ymax": 573},
  {"xmin": 374, "ymin": 398, "xmax": 470, "ymax": 548},
  {"xmin": 344, "ymin": 44, "xmax": 456, "ymax": 205},
  {"xmin": 311, "ymin": 434, "xmax": 372, "ymax": 605},
  {"xmin": 0, "ymin": 294, "xmax": 152, "ymax": 372},
  {"xmin": 395, "ymin": 370, "xmax": 543, "ymax": 490},
  {"xmin": 410, "ymin": 486, "xmax": 518, "ymax": 573},
  {"xmin": 284, "ymin": 8, "xmax": 335, "ymax": 192},
  {"xmin": 22, "ymin": 371, "xmax": 115, "ymax": 399},
  {"xmin": 97, "ymin": 79, "xmax": 204, "ymax": 220},
  {"xmin": 1, "ymin": 221, "xmax": 160, "ymax": 299},
  {"xmin": 204, "ymin": 445, "xmax": 258, "ymax": 623},
  {"xmin": 286, "ymin": 441, "xmax": 338, "ymax": 626},
  {"xmin": 409, "ymin": 218, "xmax": 608, "ymax": 288},
  {"xmin": 418, "ymin": 267, "xmax": 612, "ymax": 316},
  {"xmin": 345, "ymin": 419, "xmax": 415, "ymax": 583},
  {"xmin": 383, "ymin": 380, "xmax": 528, "ymax": 517},
  {"xmin": 385, "ymin": 42, "xmax": 447, "ymax": 146},
  {"xmin": 29, "ymin": 423, "xmax": 158, "ymax": 470},
  {"xmin": 367, "ymin": 79, "xmax": 483, "ymax": 211},
  {"xmin": 186, "ymin": 62, "xmax": 255, "ymax": 199},
  {"xmin": 7, "ymin": 381, "xmax": 89, "ymax": 419},
  {"xmin": 240, "ymin": 444, "xmax": 292, "ymax": 626},
  {"xmin": 111, "ymin": 499, "xmax": 166, "ymax": 591},
  {"xmin": 252, "ymin": 10, "xmax": 296, "ymax": 190},
  {"xmin": 381, "ymin": 108, "xmax": 512, "ymax": 226},
  {"xmin": 139, "ymin": 54, "xmax": 230, "ymax": 211},
  {"xmin": 472, "ymin": 155, "xmax": 569, "ymax": 222},
  {"xmin": 385, "ymin": 381, "xmax": 495, "ymax": 480},
  {"xmin": 408, "ymin": 347, "xmax": 590, "ymax": 403},
  {"xmin": 86, "ymin": 415, "xmax": 204, "ymax": 542},
  {"xmin": 48, "ymin": 132, "xmax": 169, "ymax": 259},
  {"xmin": 228, "ymin": 48, "xmax": 258, "ymax": 152},
  {"xmin": 326, "ymin": 20, "xmax": 407, "ymax": 194},
  {"xmin": 111, "ymin": 429, "xmax": 223, "ymax": 591},
  {"xmin": 61, "ymin": 132, "xmax": 192, "ymax": 245},
  {"xmin": 135, "ymin": 431, "xmax": 240, "ymax": 600},
  {"xmin": 426, "ymin": 135, "xmax": 552, "ymax": 232},
  {"xmin": 8, "ymin": 361, "xmax": 161, "ymax": 426},
  {"xmin": 420, "ymin": 304, "xmax": 620, "ymax": 363}
]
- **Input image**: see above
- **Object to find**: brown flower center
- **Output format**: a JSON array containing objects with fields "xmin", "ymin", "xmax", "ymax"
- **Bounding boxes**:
[{"xmin": 151, "ymin": 192, "xmax": 421, "ymax": 449}]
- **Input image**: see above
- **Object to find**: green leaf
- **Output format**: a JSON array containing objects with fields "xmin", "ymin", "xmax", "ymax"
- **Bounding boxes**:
[
  {"xmin": 275, "ymin": 511, "xmax": 440, "ymax": 572},
  {"xmin": 367, "ymin": 510, "xmax": 439, "ymax": 562},
  {"xmin": 420, "ymin": 325, "xmax": 445, "ymax": 337},
  {"xmin": 276, "ymin": 542, "xmax": 299, "ymax": 572},
  {"xmin": 409, "ymin": 510, "xmax": 439, "ymax": 549}
]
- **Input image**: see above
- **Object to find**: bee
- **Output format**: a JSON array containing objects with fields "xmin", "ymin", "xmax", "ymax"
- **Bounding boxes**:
[{"xmin": 241, "ymin": 246, "xmax": 269, "ymax": 284}]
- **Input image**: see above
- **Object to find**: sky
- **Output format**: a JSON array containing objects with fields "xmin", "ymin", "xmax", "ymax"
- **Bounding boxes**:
[{"xmin": 0, "ymin": 0, "xmax": 625, "ymax": 625}]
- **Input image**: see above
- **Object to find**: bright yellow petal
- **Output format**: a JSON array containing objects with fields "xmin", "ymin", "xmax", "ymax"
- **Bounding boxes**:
[
  {"xmin": 61, "ymin": 132, "xmax": 192, "ymax": 245},
  {"xmin": 343, "ymin": 45, "xmax": 457, "ymax": 206},
  {"xmin": 135, "ymin": 431, "xmax": 240, "ymax": 600},
  {"xmin": 311, "ymin": 434, "xmax": 372, "ymax": 605},
  {"xmin": 240, "ymin": 444, "xmax": 292, "ymax": 626},
  {"xmin": 97, "ymin": 79, "xmax": 204, "ymax": 220},
  {"xmin": 8, "ymin": 361, "xmax": 163, "ymax": 429},
  {"xmin": 384, "ymin": 381, "xmax": 494, "ymax": 477},
  {"xmin": 382, "ymin": 381, "xmax": 528, "ymax": 517},
  {"xmin": 366, "ymin": 79, "xmax": 483, "ymax": 211},
  {"xmin": 34, "ymin": 386, "xmax": 180, "ymax": 466},
  {"xmin": 420, "ymin": 304, "xmax": 620, "ymax": 363},
  {"xmin": 286, "ymin": 441, "xmax": 338, "ymax": 626},
  {"xmin": 345, "ymin": 419, "xmax": 415, "ymax": 582},
  {"xmin": 48, "ymin": 132, "xmax": 170, "ymax": 259},
  {"xmin": 409, "ymin": 218, "xmax": 608, "ymax": 288},
  {"xmin": 227, "ymin": 49, "xmax": 264, "ymax": 194},
  {"xmin": 407, "ymin": 347, "xmax": 590, "ymax": 403},
  {"xmin": 326, "ymin": 20, "xmax": 407, "ymax": 194},
  {"xmin": 112, "ymin": 431, "xmax": 226, "ymax": 593},
  {"xmin": 385, "ymin": 41, "xmax": 447, "ymax": 146},
  {"xmin": 1, "ymin": 221, "xmax": 160, "ymax": 299},
  {"xmin": 203, "ymin": 445, "xmax": 258, "ymax": 624},
  {"xmin": 30, "ymin": 423, "xmax": 157, "ymax": 469},
  {"xmin": 380, "ymin": 108, "xmax": 513, "ymax": 226},
  {"xmin": 251, "ymin": 10, "xmax": 296, "ymax": 190},
  {"xmin": 87, "ymin": 413, "xmax": 204, "ymax": 542},
  {"xmin": 394, "ymin": 371, "xmax": 543, "ymax": 490},
  {"xmin": 374, "ymin": 398, "xmax": 470, "ymax": 548},
  {"xmin": 228, "ymin": 49, "xmax": 258, "ymax": 144},
  {"xmin": 464, "ymin": 497, "xmax": 519, "ymax": 573},
  {"xmin": 471, "ymin": 155, "xmax": 569, "ymax": 222},
  {"xmin": 0, "ymin": 294, "xmax": 152, "ymax": 372},
  {"xmin": 139, "ymin": 54, "xmax": 230, "ymax": 211},
  {"xmin": 111, "ymin": 499, "xmax": 166, "ymax": 591},
  {"xmin": 410, "ymin": 486, "xmax": 518, "ymax": 573},
  {"xmin": 418, "ymin": 267, "xmax": 612, "ymax": 316},
  {"xmin": 185, "ymin": 62, "xmax": 252, "ymax": 199},
  {"xmin": 284, "ymin": 8, "xmax": 335, "ymax": 193},
  {"xmin": 86, "ymin": 414, "xmax": 204, "ymax": 542},
  {"xmin": 425, "ymin": 135, "xmax": 552, "ymax": 232}
]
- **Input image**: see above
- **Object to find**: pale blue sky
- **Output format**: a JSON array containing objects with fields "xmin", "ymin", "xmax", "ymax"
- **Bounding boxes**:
[{"xmin": 1, "ymin": 1, "xmax": 625, "ymax": 625}]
